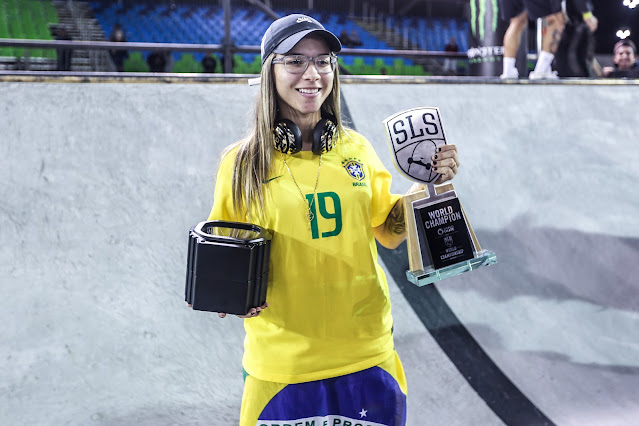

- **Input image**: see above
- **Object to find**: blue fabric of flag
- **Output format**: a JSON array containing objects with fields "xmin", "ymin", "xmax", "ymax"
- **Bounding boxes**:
[{"xmin": 258, "ymin": 365, "xmax": 406, "ymax": 426}]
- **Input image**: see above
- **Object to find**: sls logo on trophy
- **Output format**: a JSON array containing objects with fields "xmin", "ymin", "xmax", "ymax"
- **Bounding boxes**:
[
  {"xmin": 383, "ymin": 107, "xmax": 497, "ymax": 286},
  {"xmin": 386, "ymin": 108, "xmax": 446, "ymax": 184}
]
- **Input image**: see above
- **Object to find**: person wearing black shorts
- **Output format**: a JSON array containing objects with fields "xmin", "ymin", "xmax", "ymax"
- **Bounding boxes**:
[{"xmin": 499, "ymin": 0, "xmax": 566, "ymax": 80}]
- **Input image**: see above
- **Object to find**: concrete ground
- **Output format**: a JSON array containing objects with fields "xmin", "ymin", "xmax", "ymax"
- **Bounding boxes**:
[{"xmin": 1, "ymin": 76, "xmax": 638, "ymax": 426}]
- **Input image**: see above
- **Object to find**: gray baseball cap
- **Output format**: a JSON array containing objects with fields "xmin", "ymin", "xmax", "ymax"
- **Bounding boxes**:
[{"xmin": 260, "ymin": 14, "xmax": 342, "ymax": 65}]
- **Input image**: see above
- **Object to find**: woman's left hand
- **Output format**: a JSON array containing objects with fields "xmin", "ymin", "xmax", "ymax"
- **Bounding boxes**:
[{"xmin": 432, "ymin": 144, "xmax": 459, "ymax": 184}]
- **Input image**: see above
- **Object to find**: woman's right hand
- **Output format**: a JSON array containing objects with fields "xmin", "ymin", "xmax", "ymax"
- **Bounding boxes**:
[{"xmin": 218, "ymin": 302, "xmax": 269, "ymax": 319}]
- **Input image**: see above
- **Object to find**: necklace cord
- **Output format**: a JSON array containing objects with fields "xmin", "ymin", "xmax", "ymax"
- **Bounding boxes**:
[{"xmin": 281, "ymin": 152, "xmax": 322, "ymax": 230}]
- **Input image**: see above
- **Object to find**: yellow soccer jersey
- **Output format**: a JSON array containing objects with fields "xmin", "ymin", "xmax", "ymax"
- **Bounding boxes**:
[{"xmin": 208, "ymin": 130, "xmax": 402, "ymax": 384}]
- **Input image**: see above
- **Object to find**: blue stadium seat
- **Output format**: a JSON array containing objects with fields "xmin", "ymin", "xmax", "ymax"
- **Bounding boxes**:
[{"xmin": 89, "ymin": 3, "xmax": 467, "ymax": 74}]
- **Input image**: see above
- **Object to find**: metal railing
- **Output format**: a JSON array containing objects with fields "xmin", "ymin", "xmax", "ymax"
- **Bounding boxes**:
[{"xmin": 0, "ymin": 38, "xmax": 469, "ymax": 74}]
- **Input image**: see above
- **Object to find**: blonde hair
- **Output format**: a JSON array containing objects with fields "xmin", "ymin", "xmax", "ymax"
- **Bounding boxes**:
[{"xmin": 223, "ymin": 52, "xmax": 345, "ymax": 222}]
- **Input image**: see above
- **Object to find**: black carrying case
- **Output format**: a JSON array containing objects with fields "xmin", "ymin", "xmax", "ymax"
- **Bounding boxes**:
[{"xmin": 185, "ymin": 221, "xmax": 271, "ymax": 315}]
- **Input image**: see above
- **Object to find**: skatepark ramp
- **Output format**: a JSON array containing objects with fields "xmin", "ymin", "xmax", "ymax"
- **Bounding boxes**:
[{"xmin": 1, "ymin": 74, "xmax": 638, "ymax": 425}]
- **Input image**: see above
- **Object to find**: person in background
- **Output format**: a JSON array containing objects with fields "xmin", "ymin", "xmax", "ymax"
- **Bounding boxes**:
[
  {"xmin": 499, "ymin": 0, "xmax": 566, "ymax": 79},
  {"xmin": 194, "ymin": 13, "xmax": 459, "ymax": 426},
  {"xmin": 147, "ymin": 50, "xmax": 167, "ymax": 72},
  {"xmin": 109, "ymin": 23, "xmax": 129, "ymax": 72},
  {"xmin": 201, "ymin": 52, "xmax": 218, "ymax": 73},
  {"xmin": 339, "ymin": 29, "xmax": 352, "ymax": 47},
  {"xmin": 54, "ymin": 26, "xmax": 72, "ymax": 71},
  {"xmin": 499, "ymin": 0, "xmax": 564, "ymax": 79},
  {"xmin": 349, "ymin": 29, "xmax": 363, "ymax": 47},
  {"xmin": 500, "ymin": 0, "xmax": 597, "ymax": 80},
  {"xmin": 443, "ymin": 36, "xmax": 459, "ymax": 74},
  {"xmin": 603, "ymin": 39, "xmax": 639, "ymax": 78},
  {"xmin": 553, "ymin": 0, "xmax": 599, "ymax": 77}
]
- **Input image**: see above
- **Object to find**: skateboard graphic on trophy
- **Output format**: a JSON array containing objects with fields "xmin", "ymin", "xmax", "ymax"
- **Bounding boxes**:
[{"xmin": 383, "ymin": 107, "xmax": 497, "ymax": 286}]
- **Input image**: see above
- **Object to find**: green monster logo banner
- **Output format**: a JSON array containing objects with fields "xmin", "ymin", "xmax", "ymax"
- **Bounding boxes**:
[{"xmin": 468, "ymin": 0, "xmax": 508, "ymax": 76}]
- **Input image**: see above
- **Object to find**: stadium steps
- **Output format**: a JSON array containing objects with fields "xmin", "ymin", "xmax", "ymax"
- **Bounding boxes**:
[
  {"xmin": 52, "ymin": 0, "xmax": 113, "ymax": 71},
  {"xmin": 353, "ymin": 18, "xmax": 420, "ymax": 51},
  {"xmin": 353, "ymin": 17, "xmax": 444, "ymax": 75}
]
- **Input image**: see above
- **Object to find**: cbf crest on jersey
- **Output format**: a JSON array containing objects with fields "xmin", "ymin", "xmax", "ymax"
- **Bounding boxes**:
[
  {"xmin": 383, "ymin": 107, "xmax": 447, "ymax": 183},
  {"xmin": 343, "ymin": 159, "xmax": 365, "ymax": 181}
]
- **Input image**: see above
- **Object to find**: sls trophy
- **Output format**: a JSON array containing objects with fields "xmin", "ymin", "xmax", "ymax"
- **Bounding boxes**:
[{"xmin": 383, "ymin": 107, "xmax": 497, "ymax": 286}]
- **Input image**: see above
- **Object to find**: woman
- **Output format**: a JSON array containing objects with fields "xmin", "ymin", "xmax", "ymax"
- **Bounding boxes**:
[{"xmin": 206, "ymin": 14, "xmax": 459, "ymax": 425}]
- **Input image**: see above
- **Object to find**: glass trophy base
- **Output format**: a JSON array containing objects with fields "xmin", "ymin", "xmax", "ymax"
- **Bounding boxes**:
[{"xmin": 406, "ymin": 249, "xmax": 498, "ymax": 287}]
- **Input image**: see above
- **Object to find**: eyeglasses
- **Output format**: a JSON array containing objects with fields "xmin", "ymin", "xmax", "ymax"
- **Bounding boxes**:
[{"xmin": 272, "ymin": 54, "xmax": 337, "ymax": 74}]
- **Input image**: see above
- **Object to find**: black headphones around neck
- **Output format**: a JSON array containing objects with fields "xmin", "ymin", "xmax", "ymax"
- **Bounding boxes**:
[{"xmin": 273, "ymin": 113, "xmax": 338, "ymax": 155}]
